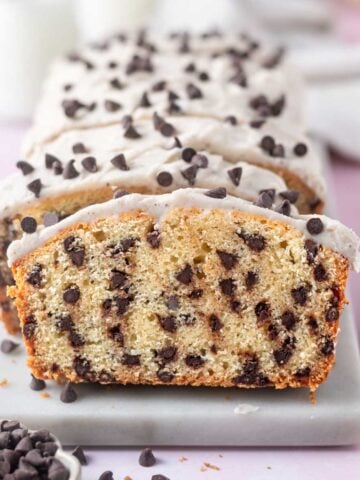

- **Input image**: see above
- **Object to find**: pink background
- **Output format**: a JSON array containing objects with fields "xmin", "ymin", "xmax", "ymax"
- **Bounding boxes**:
[{"xmin": 0, "ymin": 121, "xmax": 359, "ymax": 479}]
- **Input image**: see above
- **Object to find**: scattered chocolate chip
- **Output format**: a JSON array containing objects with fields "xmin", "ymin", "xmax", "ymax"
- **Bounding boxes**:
[
  {"xmin": 60, "ymin": 382, "xmax": 77, "ymax": 403},
  {"xmin": 185, "ymin": 355, "xmax": 205, "ymax": 369},
  {"xmin": 281, "ymin": 311, "xmax": 297, "ymax": 330},
  {"xmin": 45, "ymin": 153, "xmax": 60, "ymax": 170},
  {"xmin": 159, "ymin": 316, "xmax": 177, "ymax": 333},
  {"xmin": 181, "ymin": 165, "xmax": 198, "ymax": 185},
  {"xmin": 219, "ymin": 278, "xmax": 236, "ymax": 296},
  {"xmin": 204, "ymin": 187, "xmax": 227, "ymax": 199},
  {"xmin": 82, "ymin": 156, "xmax": 98, "ymax": 173},
  {"xmin": 314, "ymin": 263, "xmax": 328, "ymax": 282},
  {"xmin": 29, "ymin": 374, "xmax": 46, "ymax": 391},
  {"xmin": 98, "ymin": 471, "xmax": 114, "ymax": 480},
  {"xmin": 176, "ymin": 264, "xmax": 193, "ymax": 285},
  {"xmin": 279, "ymin": 190, "xmax": 299, "ymax": 204},
  {"xmin": 168, "ymin": 90, "xmax": 179, "ymax": 101},
  {"xmin": 291, "ymin": 286, "xmax": 309, "ymax": 305},
  {"xmin": 152, "ymin": 475, "xmax": 170, "ymax": 480},
  {"xmin": 306, "ymin": 218, "xmax": 324, "ymax": 235},
  {"xmin": 124, "ymin": 124, "xmax": 141, "ymax": 139},
  {"xmin": 304, "ymin": 239, "xmax": 318, "ymax": 264},
  {"xmin": 104, "ymin": 99, "xmax": 122, "ymax": 112},
  {"xmin": 26, "ymin": 264, "xmax": 43, "ymax": 288},
  {"xmin": 294, "ymin": 143, "xmax": 308, "ymax": 157},
  {"xmin": 63, "ymin": 285, "xmax": 80, "ymax": 304},
  {"xmin": 1, "ymin": 339, "xmax": 19, "ymax": 354},
  {"xmin": 73, "ymin": 356, "xmax": 92, "ymax": 379},
  {"xmin": 110, "ymin": 270, "xmax": 127, "ymax": 289},
  {"xmin": 147, "ymin": 229, "xmax": 161, "ymax": 248},
  {"xmin": 139, "ymin": 92, "xmax": 152, "ymax": 108},
  {"xmin": 122, "ymin": 353, "xmax": 141, "ymax": 366},
  {"xmin": 160, "ymin": 122, "xmax": 175, "ymax": 138},
  {"xmin": 72, "ymin": 446, "xmax": 87, "ymax": 466},
  {"xmin": 276, "ymin": 199, "xmax": 291, "ymax": 216},
  {"xmin": 63, "ymin": 160, "xmax": 80, "ymax": 179},
  {"xmin": 139, "ymin": 448, "xmax": 156, "ymax": 467},
  {"xmin": 27, "ymin": 179, "xmax": 42, "ymax": 198},
  {"xmin": 113, "ymin": 189, "xmax": 129, "ymax": 199},
  {"xmin": 326, "ymin": 307, "xmax": 339, "ymax": 322},
  {"xmin": 217, "ymin": 250, "xmax": 237, "ymax": 270},
  {"xmin": 227, "ymin": 167, "xmax": 242, "ymax": 186},
  {"xmin": 256, "ymin": 191, "xmax": 273, "ymax": 209},
  {"xmin": 72, "ymin": 142, "xmax": 87, "ymax": 154},
  {"xmin": 156, "ymin": 171, "xmax": 173, "ymax": 187},
  {"xmin": 224, "ymin": 115, "xmax": 237, "ymax": 125},
  {"xmin": 245, "ymin": 271, "xmax": 258, "ymax": 289},
  {"xmin": 185, "ymin": 62, "xmax": 196, "ymax": 73},
  {"xmin": 321, "ymin": 337, "xmax": 334, "ymax": 356},
  {"xmin": 186, "ymin": 83, "xmax": 202, "ymax": 99},
  {"xmin": 20, "ymin": 217, "xmax": 37, "ymax": 234},
  {"xmin": 62, "ymin": 99, "xmax": 96, "ymax": 118},
  {"xmin": 209, "ymin": 314, "xmax": 223, "ymax": 332},
  {"xmin": 307, "ymin": 317, "xmax": 318, "ymax": 332},
  {"xmin": 181, "ymin": 147, "xmax": 196, "ymax": 163},
  {"xmin": 56, "ymin": 314, "xmax": 73, "ymax": 332},
  {"xmin": 16, "ymin": 161, "xmax": 34, "ymax": 176},
  {"xmin": 43, "ymin": 212, "xmax": 59, "ymax": 227},
  {"xmin": 111, "ymin": 153, "xmax": 129, "ymax": 171}
]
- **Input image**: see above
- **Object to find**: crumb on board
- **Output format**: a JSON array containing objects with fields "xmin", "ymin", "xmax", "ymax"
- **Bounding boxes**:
[
  {"xmin": 179, "ymin": 456, "xmax": 188, "ymax": 463},
  {"xmin": 201, "ymin": 462, "xmax": 221, "ymax": 472},
  {"xmin": 309, "ymin": 390, "xmax": 317, "ymax": 404},
  {"xmin": 124, "ymin": 476, "xmax": 132, "ymax": 480},
  {"xmin": 40, "ymin": 392, "xmax": 51, "ymax": 399},
  {"xmin": 0, "ymin": 378, "xmax": 8, "ymax": 387}
]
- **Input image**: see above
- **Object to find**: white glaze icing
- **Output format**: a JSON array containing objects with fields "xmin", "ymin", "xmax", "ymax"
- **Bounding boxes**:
[{"xmin": 8, "ymin": 189, "xmax": 360, "ymax": 271}]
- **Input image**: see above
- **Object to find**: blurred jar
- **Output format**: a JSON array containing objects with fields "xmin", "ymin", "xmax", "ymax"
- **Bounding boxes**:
[
  {"xmin": 75, "ymin": 0, "xmax": 155, "ymax": 43},
  {"xmin": 0, "ymin": 0, "xmax": 77, "ymax": 120}
]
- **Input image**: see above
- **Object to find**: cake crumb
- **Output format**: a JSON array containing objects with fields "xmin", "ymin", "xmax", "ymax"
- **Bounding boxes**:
[
  {"xmin": 124, "ymin": 476, "xmax": 132, "ymax": 480},
  {"xmin": 179, "ymin": 456, "xmax": 188, "ymax": 463},
  {"xmin": 309, "ymin": 390, "xmax": 317, "ymax": 404},
  {"xmin": 0, "ymin": 378, "xmax": 8, "ymax": 387},
  {"xmin": 40, "ymin": 392, "xmax": 51, "ymax": 399},
  {"xmin": 204, "ymin": 462, "xmax": 220, "ymax": 471},
  {"xmin": 200, "ymin": 466, "xmax": 207, "ymax": 472}
]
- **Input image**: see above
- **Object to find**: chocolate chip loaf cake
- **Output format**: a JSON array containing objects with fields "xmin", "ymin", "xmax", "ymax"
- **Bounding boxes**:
[
  {"xmin": 0, "ymin": 30, "xmax": 326, "ymax": 334},
  {"xmin": 8, "ymin": 189, "xmax": 359, "ymax": 391}
]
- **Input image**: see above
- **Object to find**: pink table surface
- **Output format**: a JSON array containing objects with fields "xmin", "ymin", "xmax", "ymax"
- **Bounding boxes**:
[{"xmin": 0, "ymin": 121, "xmax": 359, "ymax": 479}]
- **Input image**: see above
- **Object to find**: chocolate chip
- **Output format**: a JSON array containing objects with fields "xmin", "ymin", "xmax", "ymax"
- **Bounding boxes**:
[
  {"xmin": 181, "ymin": 147, "xmax": 196, "ymax": 162},
  {"xmin": 72, "ymin": 446, "xmax": 87, "ymax": 466},
  {"xmin": 110, "ymin": 270, "xmax": 127, "ymax": 289},
  {"xmin": 204, "ymin": 187, "xmax": 227, "ymax": 199},
  {"xmin": 73, "ymin": 356, "xmax": 92, "ymax": 379},
  {"xmin": 108, "ymin": 61, "xmax": 118, "ymax": 69},
  {"xmin": 20, "ymin": 217, "xmax": 37, "ymax": 234},
  {"xmin": 139, "ymin": 448, "xmax": 156, "ymax": 467},
  {"xmin": 158, "ymin": 346, "xmax": 177, "ymax": 363},
  {"xmin": 295, "ymin": 367, "xmax": 311, "ymax": 379},
  {"xmin": 304, "ymin": 239, "xmax": 318, "ymax": 264},
  {"xmin": 209, "ymin": 314, "xmax": 223, "ymax": 332},
  {"xmin": 326, "ymin": 307, "xmax": 339, "ymax": 322},
  {"xmin": 48, "ymin": 458, "xmax": 70, "ymax": 479},
  {"xmin": 219, "ymin": 278, "xmax": 236, "ymax": 296},
  {"xmin": 217, "ymin": 250, "xmax": 237, "ymax": 270},
  {"xmin": 199, "ymin": 71, "xmax": 210, "ymax": 81},
  {"xmin": 152, "ymin": 475, "xmax": 170, "ymax": 480},
  {"xmin": 181, "ymin": 165, "xmax": 198, "ymax": 185},
  {"xmin": 160, "ymin": 122, "xmax": 175, "ymax": 137},
  {"xmin": 139, "ymin": 92, "xmax": 152, "ymax": 108},
  {"xmin": 255, "ymin": 301, "xmax": 271, "ymax": 322},
  {"xmin": 224, "ymin": 115, "xmax": 237, "ymax": 125},
  {"xmin": 147, "ymin": 230, "xmax": 161, "ymax": 248},
  {"xmin": 108, "ymin": 325, "xmax": 124, "ymax": 346},
  {"xmin": 176, "ymin": 264, "xmax": 193, "ymax": 284},
  {"xmin": 188, "ymin": 289, "xmax": 203, "ymax": 299},
  {"xmin": 122, "ymin": 353, "xmax": 141, "ymax": 366},
  {"xmin": 23, "ymin": 317, "xmax": 37, "ymax": 339},
  {"xmin": 279, "ymin": 190, "xmax": 299, "ymax": 204},
  {"xmin": 156, "ymin": 370, "xmax": 174, "ymax": 383},
  {"xmin": 192, "ymin": 154, "xmax": 208, "ymax": 168},
  {"xmin": 291, "ymin": 286, "xmax": 309, "ymax": 305},
  {"xmin": 152, "ymin": 80, "xmax": 167, "ymax": 92},
  {"xmin": 156, "ymin": 171, "xmax": 173, "ymax": 187},
  {"xmin": 15, "ymin": 436, "xmax": 33, "ymax": 453},
  {"xmin": 26, "ymin": 264, "xmax": 43, "ymax": 288},
  {"xmin": 281, "ymin": 310, "xmax": 297, "ymax": 330},
  {"xmin": 72, "ymin": 142, "xmax": 87, "ymax": 154},
  {"xmin": 111, "ymin": 153, "xmax": 129, "ymax": 171},
  {"xmin": 1, "ymin": 339, "xmax": 19, "ymax": 354},
  {"xmin": 124, "ymin": 125, "xmax": 141, "ymax": 139},
  {"xmin": 63, "ymin": 285, "xmax": 80, "ymax": 304},
  {"xmin": 43, "ymin": 212, "xmax": 59, "ymax": 227},
  {"xmin": 321, "ymin": 337, "xmax": 334, "ymax": 356},
  {"xmin": 250, "ymin": 119, "xmax": 265, "ymax": 129},
  {"xmin": 104, "ymin": 99, "xmax": 122, "ymax": 112},
  {"xmin": 70, "ymin": 331, "xmax": 85, "ymax": 348},
  {"xmin": 82, "ymin": 156, "xmax": 98, "ymax": 173},
  {"xmin": 113, "ymin": 189, "xmax": 129, "ymax": 199},
  {"xmin": 27, "ymin": 179, "xmax": 42, "ymax": 198},
  {"xmin": 115, "ymin": 296, "xmax": 131, "ymax": 316},
  {"xmin": 237, "ymin": 231, "xmax": 266, "ymax": 252},
  {"xmin": 307, "ymin": 317, "xmax": 318, "ymax": 331},
  {"xmin": 186, "ymin": 83, "xmax": 202, "ymax": 99},
  {"xmin": 169, "ymin": 136, "xmax": 182, "ymax": 149},
  {"xmin": 63, "ymin": 160, "xmax": 80, "ymax": 179},
  {"xmin": 168, "ymin": 90, "xmax": 179, "ymax": 101},
  {"xmin": 166, "ymin": 295, "xmax": 180, "ymax": 310},
  {"xmin": 314, "ymin": 263, "xmax": 327, "ymax": 282},
  {"xmin": 159, "ymin": 316, "xmax": 177, "ymax": 333},
  {"xmin": 110, "ymin": 78, "xmax": 124, "ymax": 90},
  {"xmin": 16, "ymin": 161, "xmax": 34, "ymax": 175},
  {"xmin": 121, "ymin": 114, "xmax": 133, "ymax": 128},
  {"xmin": 227, "ymin": 167, "xmax": 242, "ymax": 186},
  {"xmin": 259, "ymin": 135, "xmax": 275, "ymax": 153},
  {"xmin": 276, "ymin": 199, "xmax": 291, "ymax": 216},
  {"xmin": 45, "ymin": 153, "xmax": 60, "ymax": 169},
  {"xmin": 29, "ymin": 374, "xmax": 46, "ymax": 391},
  {"xmin": 56, "ymin": 314, "xmax": 73, "ymax": 332},
  {"xmin": 98, "ymin": 471, "xmax": 114, "ymax": 480},
  {"xmin": 274, "ymin": 344, "xmax": 293, "ymax": 365},
  {"xmin": 185, "ymin": 62, "xmax": 196, "ymax": 72},
  {"xmin": 245, "ymin": 271, "xmax": 258, "ymax": 289},
  {"xmin": 306, "ymin": 218, "xmax": 324, "ymax": 235},
  {"xmin": 185, "ymin": 355, "xmax": 205, "ymax": 369},
  {"xmin": 256, "ymin": 191, "xmax": 273, "ymax": 209},
  {"xmin": 294, "ymin": 143, "xmax": 308, "ymax": 157},
  {"xmin": 62, "ymin": 99, "xmax": 96, "ymax": 118}
]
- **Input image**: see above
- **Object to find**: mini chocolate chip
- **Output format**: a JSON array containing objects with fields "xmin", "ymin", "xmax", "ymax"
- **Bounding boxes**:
[
  {"xmin": 1, "ymin": 339, "xmax": 19, "ymax": 353},
  {"xmin": 314, "ymin": 263, "xmax": 328, "ymax": 282},
  {"xmin": 82, "ymin": 156, "xmax": 98, "ymax": 173},
  {"xmin": 160, "ymin": 122, "xmax": 175, "ymax": 137},
  {"xmin": 204, "ymin": 187, "xmax": 227, "ymax": 199},
  {"xmin": 56, "ymin": 314, "xmax": 73, "ymax": 331},
  {"xmin": 139, "ymin": 92, "xmax": 152, "ymax": 108},
  {"xmin": 147, "ymin": 230, "xmax": 161, "ymax": 248},
  {"xmin": 227, "ymin": 167, "xmax": 242, "ymax": 186},
  {"xmin": 181, "ymin": 147, "xmax": 197, "ymax": 162},
  {"xmin": 308, "ymin": 317, "xmax": 318, "ymax": 331},
  {"xmin": 168, "ymin": 136, "xmax": 182, "ymax": 149},
  {"xmin": 152, "ymin": 80, "xmax": 167, "ymax": 91},
  {"xmin": 124, "ymin": 124, "xmax": 141, "ymax": 139},
  {"xmin": 43, "ymin": 212, "xmax": 59, "ymax": 227},
  {"xmin": 29, "ymin": 374, "xmax": 46, "ymax": 391},
  {"xmin": 237, "ymin": 231, "xmax": 266, "ymax": 252},
  {"xmin": 219, "ymin": 278, "xmax": 236, "ymax": 296},
  {"xmin": 224, "ymin": 115, "xmax": 237, "ymax": 125},
  {"xmin": 110, "ymin": 78, "xmax": 124, "ymax": 90},
  {"xmin": 185, "ymin": 355, "xmax": 205, "ymax": 369},
  {"xmin": 159, "ymin": 316, "xmax": 177, "ymax": 333},
  {"xmin": 72, "ymin": 446, "xmax": 87, "ymax": 466},
  {"xmin": 153, "ymin": 112, "xmax": 165, "ymax": 130},
  {"xmin": 108, "ymin": 325, "xmax": 124, "ymax": 346},
  {"xmin": 276, "ymin": 199, "xmax": 291, "ymax": 216},
  {"xmin": 158, "ymin": 346, "xmax": 177, "ymax": 363},
  {"xmin": 168, "ymin": 90, "xmax": 179, "ymax": 101},
  {"xmin": 181, "ymin": 165, "xmax": 198, "ymax": 185},
  {"xmin": 245, "ymin": 271, "xmax": 258, "ymax": 289},
  {"xmin": 20, "ymin": 217, "xmax": 37, "ymax": 234},
  {"xmin": 186, "ymin": 83, "xmax": 202, "ymax": 99},
  {"xmin": 274, "ymin": 345, "xmax": 293, "ymax": 365},
  {"xmin": 23, "ymin": 317, "xmax": 37, "ymax": 339},
  {"xmin": 272, "ymin": 144, "xmax": 285, "ymax": 157},
  {"xmin": 156, "ymin": 171, "xmax": 173, "ymax": 187},
  {"xmin": 176, "ymin": 264, "xmax": 193, "ymax": 284},
  {"xmin": 111, "ymin": 153, "xmax": 129, "ymax": 171},
  {"xmin": 122, "ymin": 353, "xmax": 141, "ymax": 366},
  {"xmin": 63, "ymin": 285, "xmax": 80, "ymax": 304},
  {"xmin": 63, "ymin": 160, "xmax": 80, "ymax": 179},
  {"xmin": 121, "ymin": 114, "xmax": 133, "ymax": 128},
  {"xmin": 256, "ymin": 191, "xmax": 273, "ymax": 209},
  {"xmin": 104, "ymin": 99, "xmax": 122, "ymax": 112},
  {"xmin": 113, "ymin": 189, "xmax": 129, "ymax": 199},
  {"xmin": 304, "ymin": 239, "xmax": 318, "ymax": 264},
  {"xmin": 250, "ymin": 119, "xmax": 265, "ymax": 129},
  {"xmin": 255, "ymin": 301, "xmax": 271, "ymax": 322},
  {"xmin": 326, "ymin": 307, "xmax": 339, "ymax": 322},
  {"xmin": 26, "ymin": 264, "xmax": 43, "ymax": 288},
  {"xmin": 321, "ymin": 337, "xmax": 334, "ymax": 356},
  {"xmin": 115, "ymin": 296, "xmax": 131, "ymax": 316},
  {"xmin": 209, "ymin": 314, "xmax": 223, "ymax": 332},
  {"xmin": 110, "ymin": 270, "xmax": 127, "ymax": 289},
  {"xmin": 72, "ymin": 142, "xmax": 87, "ymax": 154},
  {"xmin": 27, "ymin": 178, "xmax": 42, "ymax": 197},
  {"xmin": 157, "ymin": 370, "xmax": 174, "ymax": 383},
  {"xmin": 281, "ymin": 310, "xmax": 297, "ymax": 330},
  {"xmin": 295, "ymin": 367, "xmax": 311, "ymax": 379},
  {"xmin": 45, "ymin": 153, "xmax": 61, "ymax": 169},
  {"xmin": 166, "ymin": 295, "xmax": 180, "ymax": 310},
  {"xmin": 279, "ymin": 190, "xmax": 299, "ymax": 204},
  {"xmin": 139, "ymin": 448, "xmax": 156, "ymax": 467},
  {"xmin": 188, "ymin": 289, "xmax": 203, "ymax": 299},
  {"xmin": 306, "ymin": 218, "xmax": 324, "ymax": 235},
  {"xmin": 294, "ymin": 143, "xmax": 308, "ymax": 157},
  {"xmin": 291, "ymin": 286, "xmax": 309, "ymax": 305},
  {"xmin": 217, "ymin": 250, "xmax": 237, "ymax": 270},
  {"xmin": 259, "ymin": 135, "xmax": 275, "ymax": 152},
  {"xmin": 16, "ymin": 161, "xmax": 34, "ymax": 175},
  {"xmin": 199, "ymin": 71, "xmax": 209, "ymax": 81}
]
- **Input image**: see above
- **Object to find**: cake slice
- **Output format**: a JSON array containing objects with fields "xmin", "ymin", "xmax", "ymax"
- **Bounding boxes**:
[{"xmin": 8, "ymin": 189, "xmax": 359, "ymax": 391}]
